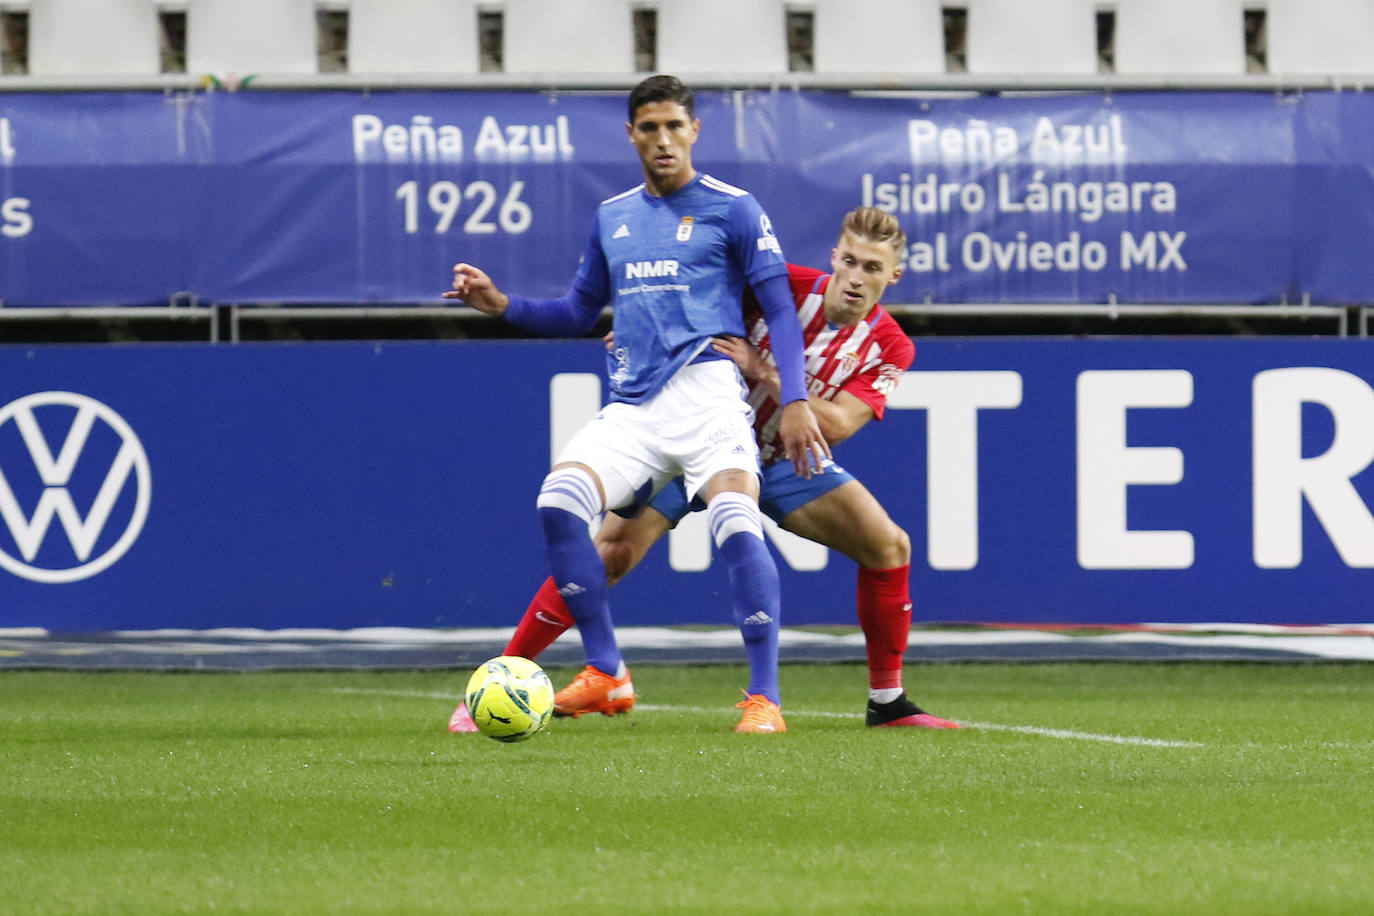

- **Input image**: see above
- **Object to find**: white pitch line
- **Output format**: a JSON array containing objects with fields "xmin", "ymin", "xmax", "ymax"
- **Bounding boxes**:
[
  {"xmin": 327, "ymin": 689, "xmax": 1201, "ymax": 748},
  {"xmin": 643, "ymin": 705, "xmax": 1202, "ymax": 748},
  {"xmin": 953, "ymin": 719, "xmax": 1204, "ymax": 748},
  {"xmin": 330, "ymin": 687, "xmax": 459, "ymax": 701}
]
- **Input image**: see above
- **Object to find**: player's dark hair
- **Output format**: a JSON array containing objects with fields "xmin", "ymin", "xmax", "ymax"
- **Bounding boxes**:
[{"xmin": 628, "ymin": 74, "xmax": 695, "ymax": 122}]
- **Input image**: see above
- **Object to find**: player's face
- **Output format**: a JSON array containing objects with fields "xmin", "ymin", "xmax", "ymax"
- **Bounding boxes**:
[
  {"xmin": 627, "ymin": 100, "xmax": 700, "ymax": 196},
  {"xmin": 826, "ymin": 232, "xmax": 905, "ymax": 323}
]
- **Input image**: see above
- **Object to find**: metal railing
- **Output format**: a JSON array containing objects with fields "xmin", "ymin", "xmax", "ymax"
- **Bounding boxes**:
[{"xmin": 0, "ymin": 300, "xmax": 1358, "ymax": 343}]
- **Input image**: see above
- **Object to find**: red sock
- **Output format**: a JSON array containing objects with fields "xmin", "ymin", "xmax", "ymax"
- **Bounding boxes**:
[
  {"xmin": 856, "ymin": 565, "xmax": 911, "ymax": 691},
  {"xmin": 504, "ymin": 576, "xmax": 575, "ymax": 659}
]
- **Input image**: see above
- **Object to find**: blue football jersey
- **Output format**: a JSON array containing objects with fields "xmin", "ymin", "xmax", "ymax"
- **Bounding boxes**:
[{"xmin": 569, "ymin": 173, "xmax": 788, "ymax": 404}]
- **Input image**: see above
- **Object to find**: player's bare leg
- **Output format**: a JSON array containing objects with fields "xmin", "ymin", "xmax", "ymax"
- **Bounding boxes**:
[{"xmin": 780, "ymin": 480, "xmax": 959, "ymax": 729}]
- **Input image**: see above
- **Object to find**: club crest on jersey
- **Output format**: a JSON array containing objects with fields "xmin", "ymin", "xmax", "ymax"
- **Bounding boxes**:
[{"xmin": 676, "ymin": 216, "xmax": 694, "ymax": 241}]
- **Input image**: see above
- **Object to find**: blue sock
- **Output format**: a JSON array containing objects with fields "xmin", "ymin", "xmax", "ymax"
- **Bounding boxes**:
[
  {"xmin": 539, "ymin": 506, "xmax": 622, "ymax": 675},
  {"xmin": 710, "ymin": 494, "xmax": 781, "ymax": 705},
  {"xmin": 535, "ymin": 467, "xmax": 622, "ymax": 676}
]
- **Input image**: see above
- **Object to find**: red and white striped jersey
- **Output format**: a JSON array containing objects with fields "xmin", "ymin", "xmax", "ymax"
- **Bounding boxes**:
[{"xmin": 744, "ymin": 264, "xmax": 915, "ymax": 465}]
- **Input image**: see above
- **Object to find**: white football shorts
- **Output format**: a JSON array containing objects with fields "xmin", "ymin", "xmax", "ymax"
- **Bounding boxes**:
[{"xmin": 555, "ymin": 358, "xmax": 761, "ymax": 511}]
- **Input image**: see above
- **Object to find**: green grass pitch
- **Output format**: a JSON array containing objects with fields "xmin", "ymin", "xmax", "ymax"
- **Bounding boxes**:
[{"xmin": 4, "ymin": 662, "xmax": 1373, "ymax": 914}]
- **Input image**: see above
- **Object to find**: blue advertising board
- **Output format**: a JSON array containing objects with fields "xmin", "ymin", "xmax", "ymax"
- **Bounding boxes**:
[
  {"xmin": 2, "ymin": 338, "xmax": 1371, "ymax": 631},
  {"xmin": 2, "ymin": 89, "xmax": 1374, "ymax": 306}
]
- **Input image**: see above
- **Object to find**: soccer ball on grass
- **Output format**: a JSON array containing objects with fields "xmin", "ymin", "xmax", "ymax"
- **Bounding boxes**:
[{"xmin": 464, "ymin": 656, "xmax": 554, "ymax": 742}]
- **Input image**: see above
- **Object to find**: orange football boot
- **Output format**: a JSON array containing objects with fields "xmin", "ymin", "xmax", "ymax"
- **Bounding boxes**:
[
  {"xmin": 734, "ymin": 693, "xmax": 786, "ymax": 734},
  {"xmin": 553, "ymin": 665, "xmax": 635, "ymax": 718}
]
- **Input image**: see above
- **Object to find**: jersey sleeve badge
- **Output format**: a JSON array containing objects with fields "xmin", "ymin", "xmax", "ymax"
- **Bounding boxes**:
[
  {"xmin": 873, "ymin": 363, "xmax": 906, "ymax": 396},
  {"xmin": 756, "ymin": 214, "xmax": 782, "ymax": 254}
]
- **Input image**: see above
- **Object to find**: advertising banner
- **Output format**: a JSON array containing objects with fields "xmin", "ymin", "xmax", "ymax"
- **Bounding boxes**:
[
  {"xmin": 2, "ymin": 338, "xmax": 1371, "ymax": 631},
  {"xmin": 0, "ymin": 93, "xmax": 201, "ymax": 305},
  {"xmin": 2, "ymin": 89, "xmax": 1373, "ymax": 306}
]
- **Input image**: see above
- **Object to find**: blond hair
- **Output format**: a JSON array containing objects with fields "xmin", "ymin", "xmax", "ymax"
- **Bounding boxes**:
[{"xmin": 839, "ymin": 207, "xmax": 907, "ymax": 254}]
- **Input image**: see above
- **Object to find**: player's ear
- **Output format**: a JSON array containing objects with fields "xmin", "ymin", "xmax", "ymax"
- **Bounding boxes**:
[
  {"xmin": 887, "ymin": 263, "xmax": 905, "ymax": 285},
  {"xmin": 625, "ymin": 121, "xmax": 634, "ymax": 140}
]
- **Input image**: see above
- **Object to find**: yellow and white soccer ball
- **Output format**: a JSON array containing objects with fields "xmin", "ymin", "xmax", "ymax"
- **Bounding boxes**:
[{"xmin": 464, "ymin": 656, "xmax": 555, "ymax": 742}]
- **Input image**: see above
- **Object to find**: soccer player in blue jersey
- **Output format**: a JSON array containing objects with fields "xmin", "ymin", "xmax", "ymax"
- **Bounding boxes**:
[{"xmin": 444, "ymin": 75, "xmax": 828, "ymax": 733}]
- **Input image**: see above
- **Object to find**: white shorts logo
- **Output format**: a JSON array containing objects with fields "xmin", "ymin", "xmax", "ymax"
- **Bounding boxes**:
[{"xmin": 0, "ymin": 392, "xmax": 152, "ymax": 583}]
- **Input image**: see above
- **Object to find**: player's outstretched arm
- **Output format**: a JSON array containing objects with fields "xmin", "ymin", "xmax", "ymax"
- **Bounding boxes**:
[
  {"xmin": 445, "ymin": 261, "xmax": 606, "ymax": 337},
  {"xmin": 443, "ymin": 263, "xmax": 510, "ymax": 317}
]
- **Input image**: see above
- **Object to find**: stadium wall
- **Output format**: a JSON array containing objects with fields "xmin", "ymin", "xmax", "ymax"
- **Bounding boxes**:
[{"xmin": 2, "ymin": 338, "xmax": 1371, "ymax": 631}]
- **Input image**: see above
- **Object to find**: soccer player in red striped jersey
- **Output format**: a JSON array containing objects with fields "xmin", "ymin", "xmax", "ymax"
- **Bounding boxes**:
[{"xmin": 452, "ymin": 207, "xmax": 958, "ymax": 731}]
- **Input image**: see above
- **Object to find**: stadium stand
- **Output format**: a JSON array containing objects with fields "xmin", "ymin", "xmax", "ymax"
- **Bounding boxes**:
[
  {"xmin": 186, "ymin": 0, "xmax": 317, "ymax": 76},
  {"xmin": 347, "ymin": 0, "xmax": 479, "ymax": 75},
  {"xmin": 812, "ymin": 0, "xmax": 945, "ymax": 75},
  {"xmin": 504, "ymin": 0, "xmax": 635, "ymax": 74},
  {"xmin": 2, "ymin": 0, "xmax": 1372, "ymax": 81},
  {"xmin": 1267, "ymin": 0, "xmax": 1374, "ymax": 76},
  {"xmin": 26, "ymin": 0, "xmax": 160, "ymax": 76},
  {"xmin": 966, "ymin": 0, "xmax": 1098, "ymax": 75},
  {"xmin": 1113, "ymin": 0, "xmax": 1247, "ymax": 75},
  {"xmin": 654, "ymin": 0, "xmax": 788, "ymax": 75}
]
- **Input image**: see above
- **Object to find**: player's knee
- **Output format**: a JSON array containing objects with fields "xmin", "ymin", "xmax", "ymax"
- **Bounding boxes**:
[
  {"xmin": 890, "ymin": 524, "xmax": 911, "ymax": 567},
  {"xmin": 862, "ymin": 522, "xmax": 910, "ymax": 570},
  {"xmin": 536, "ymin": 466, "xmax": 602, "ymax": 524},
  {"xmin": 598, "ymin": 539, "xmax": 637, "ymax": 586}
]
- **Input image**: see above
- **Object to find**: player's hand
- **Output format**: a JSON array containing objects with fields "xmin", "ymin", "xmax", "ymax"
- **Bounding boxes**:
[
  {"xmin": 603, "ymin": 330, "xmax": 615, "ymax": 350},
  {"xmin": 442, "ymin": 263, "xmax": 510, "ymax": 317},
  {"xmin": 712, "ymin": 336, "xmax": 773, "ymax": 384},
  {"xmin": 778, "ymin": 400, "xmax": 831, "ymax": 479}
]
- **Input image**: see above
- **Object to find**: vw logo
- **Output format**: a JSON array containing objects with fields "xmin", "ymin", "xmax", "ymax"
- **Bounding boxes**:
[{"xmin": 0, "ymin": 392, "xmax": 152, "ymax": 583}]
